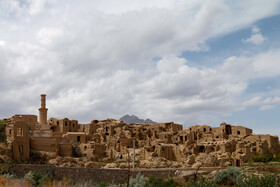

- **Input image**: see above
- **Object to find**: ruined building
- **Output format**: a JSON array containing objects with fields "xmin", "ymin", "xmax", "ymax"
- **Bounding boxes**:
[{"xmin": 1, "ymin": 94, "xmax": 280, "ymax": 167}]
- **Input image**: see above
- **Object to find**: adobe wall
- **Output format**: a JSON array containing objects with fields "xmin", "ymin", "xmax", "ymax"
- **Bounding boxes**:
[
  {"xmin": 11, "ymin": 164, "xmax": 176, "ymax": 183},
  {"xmin": 13, "ymin": 121, "xmax": 30, "ymax": 162},
  {"xmin": 13, "ymin": 115, "xmax": 38, "ymax": 131},
  {"xmin": 65, "ymin": 132, "xmax": 86, "ymax": 144},
  {"xmin": 58, "ymin": 143, "xmax": 72, "ymax": 156},
  {"xmin": 30, "ymin": 137, "xmax": 58, "ymax": 152}
]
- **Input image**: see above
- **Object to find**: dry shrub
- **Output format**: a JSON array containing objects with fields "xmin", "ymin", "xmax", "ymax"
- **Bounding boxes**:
[
  {"xmin": 0, "ymin": 176, "xmax": 7, "ymax": 186},
  {"xmin": 0, "ymin": 178, "xmax": 32, "ymax": 187}
]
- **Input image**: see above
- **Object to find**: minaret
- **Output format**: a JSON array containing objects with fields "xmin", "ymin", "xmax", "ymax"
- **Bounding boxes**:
[{"xmin": 39, "ymin": 94, "xmax": 48, "ymax": 125}]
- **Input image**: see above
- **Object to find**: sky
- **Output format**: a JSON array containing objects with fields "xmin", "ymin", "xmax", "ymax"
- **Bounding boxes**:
[{"xmin": 0, "ymin": 0, "xmax": 280, "ymax": 135}]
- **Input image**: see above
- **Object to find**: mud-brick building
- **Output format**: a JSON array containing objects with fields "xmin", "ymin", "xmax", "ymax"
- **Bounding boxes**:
[{"xmin": 2, "ymin": 94, "xmax": 280, "ymax": 166}]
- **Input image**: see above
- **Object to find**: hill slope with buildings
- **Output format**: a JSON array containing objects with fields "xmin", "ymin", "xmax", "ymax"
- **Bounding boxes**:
[{"xmin": 0, "ymin": 94, "xmax": 280, "ymax": 169}]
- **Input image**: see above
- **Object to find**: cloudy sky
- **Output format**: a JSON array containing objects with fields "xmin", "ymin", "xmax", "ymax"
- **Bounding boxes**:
[{"xmin": 0, "ymin": 0, "xmax": 280, "ymax": 135}]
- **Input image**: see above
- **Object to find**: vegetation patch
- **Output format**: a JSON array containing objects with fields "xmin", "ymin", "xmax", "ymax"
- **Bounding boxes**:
[
  {"xmin": 24, "ymin": 171, "xmax": 48, "ymax": 186},
  {"xmin": 185, "ymin": 166, "xmax": 280, "ymax": 187},
  {"xmin": 249, "ymin": 154, "xmax": 280, "ymax": 163},
  {"xmin": 72, "ymin": 143, "xmax": 83, "ymax": 157},
  {"xmin": 128, "ymin": 175, "xmax": 180, "ymax": 187},
  {"xmin": 214, "ymin": 166, "xmax": 243, "ymax": 186},
  {"xmin": 251, "ymin": 154, "xmax": 274, "ymax": 163},
  {"xmin": 129, "ymin": 173, "xmax": 147, "ymax": 187},
  {"xmin": 0, "ymin": 121, "xmax": 6, "ymax": 143}
]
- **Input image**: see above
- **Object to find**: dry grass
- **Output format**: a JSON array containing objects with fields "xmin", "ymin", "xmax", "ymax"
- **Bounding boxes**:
[
  {"xmin": 0, "ymin": 176, "xmax": 32, "ymax": 187},
  {"xmin": 255, "ymin": 166, "xmax": 280, "ymax": 174},
  {"xmin": 0, "ymin": 177, "xmax": 79, "ymax": 187}
]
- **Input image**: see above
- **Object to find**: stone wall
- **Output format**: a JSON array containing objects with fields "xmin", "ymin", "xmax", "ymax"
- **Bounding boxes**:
[{"xmin": 10, "ymin": 164, "xmax": 176, "ymax": 183}]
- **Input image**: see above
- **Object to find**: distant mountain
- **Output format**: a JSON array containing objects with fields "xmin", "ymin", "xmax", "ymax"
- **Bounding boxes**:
[
  {"xmin": 144, "ymin": 118, "xmax": 155, "ymax": 124},
  {"xmin": 120, "ymin": 114, "xmax": 156, "ymax": 124}
]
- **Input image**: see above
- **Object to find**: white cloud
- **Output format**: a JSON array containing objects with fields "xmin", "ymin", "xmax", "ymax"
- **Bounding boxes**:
[
  {"xmin": 243, "ymin": 96, "xmax": 280, "ymax": 111},
  {"xmin": 252, "ymin": 26, "xmax": 260, "ymax": 33},
  {"xmin": 0, "ymin": 0, "xmax": 280, "ymax": 127},
  {"xmin": 242, "ymin": 26, "xmax": 267, "ymax": 45},
  {"xmin": 259, "ymin": 105, "xmax": 274, "ymax": 110},
  {"xmin": 221, "ymin": 49, "xmax": 280, "ymax": 80},
  {"xmin": 243, "ymin": 96, "xmax": 262, "ymax": 106},
  {"xmin": 36, "ymin": 27, "xmax": 66, "ymax": 46},
  {"xmin": 28, "ymin": 0, "xmax": 57, "ymax": 15}
]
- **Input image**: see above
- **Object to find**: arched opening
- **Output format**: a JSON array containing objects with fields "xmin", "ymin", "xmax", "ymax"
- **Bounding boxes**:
[
  {"xmin": 225, "ymin": 125, "xmax": 232, "ymax": 135},
  {"xmin": 199, "ymin": 145, "xmax": 205, "ymax": 153}
]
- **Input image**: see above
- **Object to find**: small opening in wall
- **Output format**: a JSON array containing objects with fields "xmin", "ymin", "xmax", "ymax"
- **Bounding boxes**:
[
  {"xmin": 180, "ymin": 136, "xmax": 183, "ymax": 142},
  {"xmin": 237, "ymin": 131, "xmax": 240, "ymax": 135},
  {"xmin": 77, "ymin": 136, "xmax": 80, "ymax": 142},
  {"xmin": 199, "ymin": 146, "xmax": 205, "ymax": 153},
  {"xmin": 17, "ymin": 128, "xmax": 23, "ymax": 136},
  {"xmin": 19, "ymin": 145, "xmax": 23, "ymax": 154}
]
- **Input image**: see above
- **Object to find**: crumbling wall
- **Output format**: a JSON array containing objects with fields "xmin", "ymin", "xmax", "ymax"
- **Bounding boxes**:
[{"xmin": 12, "ymin": 121, "xmax": 30, "ymax": 162}]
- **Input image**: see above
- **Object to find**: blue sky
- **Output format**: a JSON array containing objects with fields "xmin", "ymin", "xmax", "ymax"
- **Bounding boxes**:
[
  {"xmin": 182, "ymin": 14, "xmax": 280, "ymax": 67},
  {"xmin": 181, "ymin": 13, "xmax": 280, "ymax": 134},
  {"xmin": 0, "ymin": 0, "xmax": 280, "ymax": 136},
  {"xmin": 182, "ymin": 14, "xmax": 280, "ymax": 132}
]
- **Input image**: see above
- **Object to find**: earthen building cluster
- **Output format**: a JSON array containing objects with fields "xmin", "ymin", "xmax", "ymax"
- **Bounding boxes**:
[{"xmin": 1, "ymin": 94, "xmax": 280, "ymax": 167}]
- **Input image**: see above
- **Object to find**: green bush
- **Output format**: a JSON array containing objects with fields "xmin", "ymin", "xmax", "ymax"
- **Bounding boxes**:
[
  {"xmin": 72, "ymin": 143, "xmax": 82, "ymax": 157},
  {"xmin": 2, "ymin": 173, "xmax": 14, "ymax": 179},
  {"xmin": 0, "ymin": 121, "xmax": 4, "ymax": 131},
  {"xmin": 214, "ymin": 166, "xmax": 243, "ymax": 186},
  {"xmin": 251, "ymin": 154, "xmax": 274, "ymax": 163},
  {"xmin": 186, "ymin": 173, "xmax": 280, "ymax": 187},
  {"xmin": 30, "ymin": 151, "xmax": 41, "ymax": 161},
  {"xmin": 272, "ymin": 154, "xmax": 280, "ymax": 162},
  {"xmin": 92, "ymin": 182, "xmax": 110, "ymax": 187},
  {"xmin": 24, "ymin": 171, "xmax": 48, "ymax": 186},
  {"xmin": 144, "ymin": 176, "xmax": 179, "ymax": 187},
  {"xmin": 0, "ymin": 132, "xmax": 6, "ymax": 143},
  {"xmin": 129, "ymin": 173, "xmax": 148, "ymax": 187},
  {"xmin": 186, "ymin": 177, "xmax": 219, "ymax": 187},
  {"xmin": 0, "ymin": 121, "xmax": 6, "ymax": 143}
]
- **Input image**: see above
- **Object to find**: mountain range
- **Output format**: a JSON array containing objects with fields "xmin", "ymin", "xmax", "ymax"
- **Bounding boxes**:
[{"xmin": 119, "ymin": 114, "xmax": 156, "ymax": 124}]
